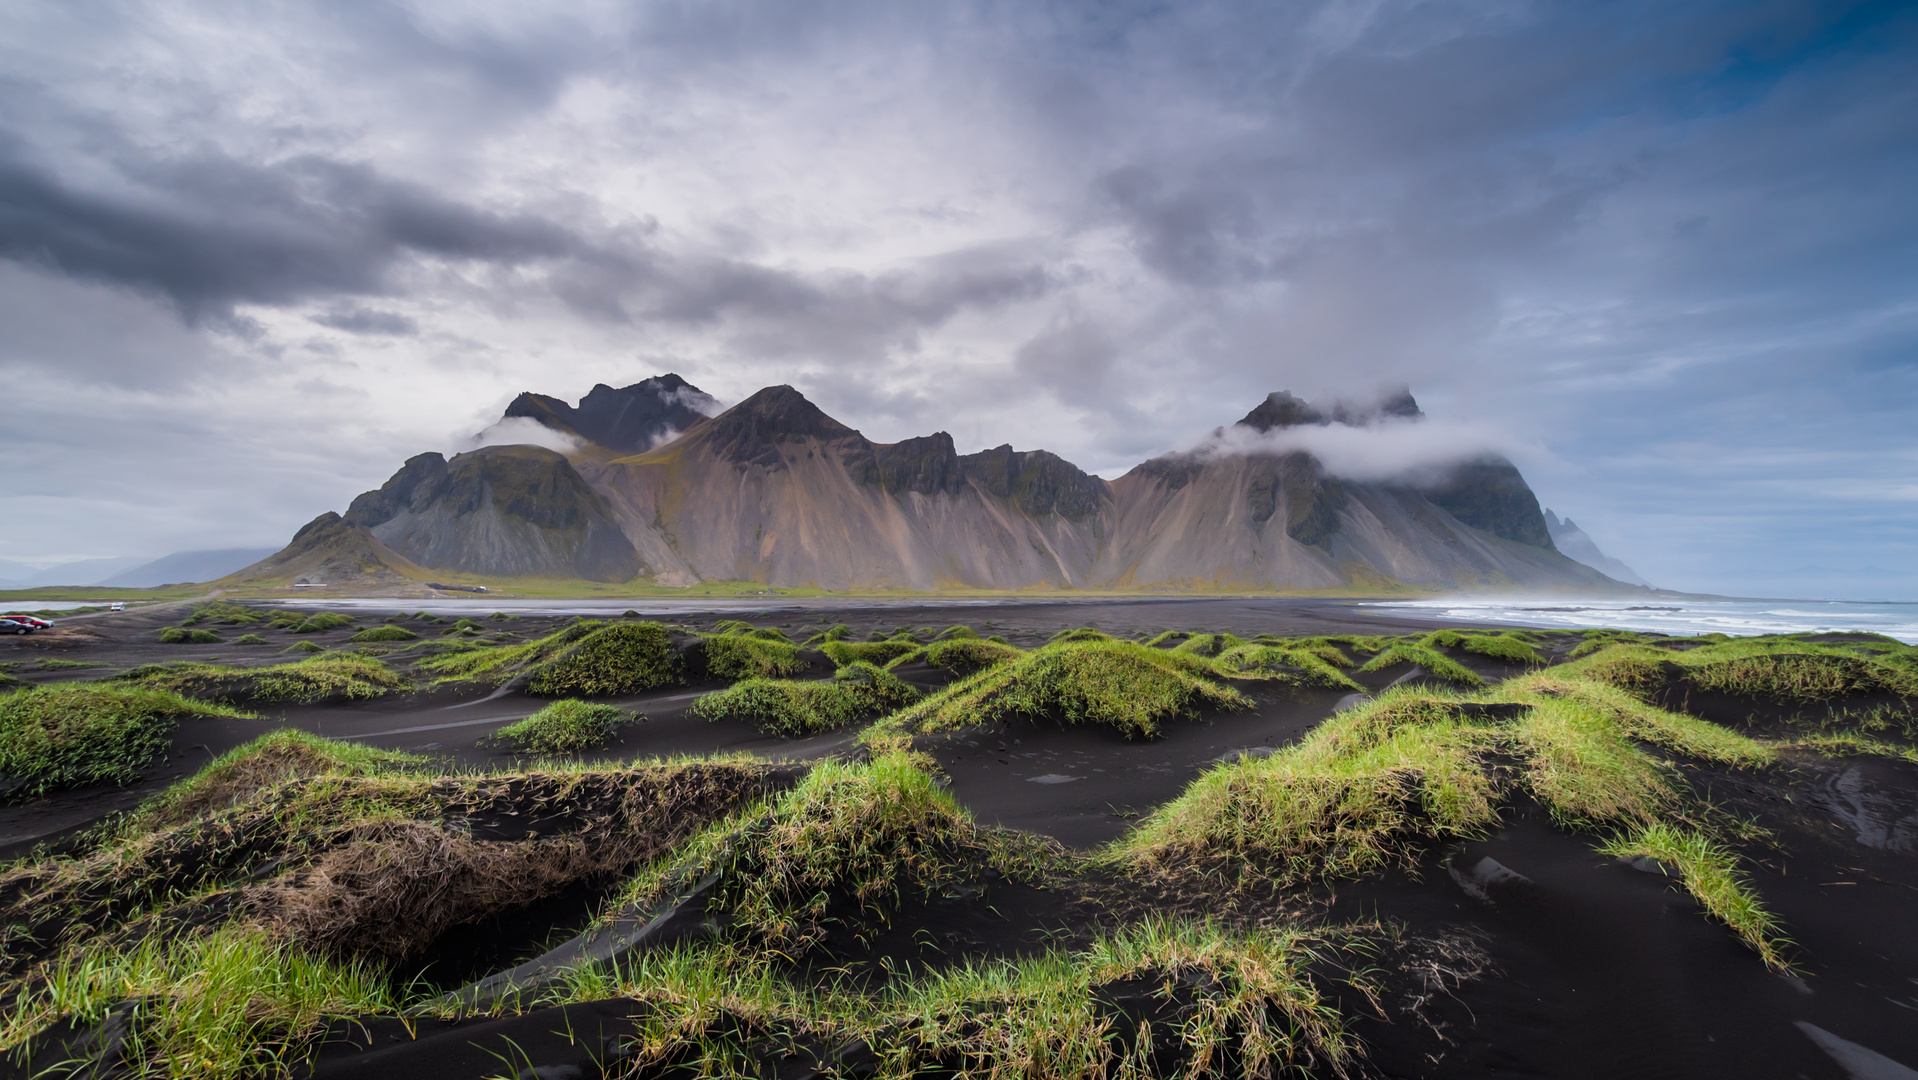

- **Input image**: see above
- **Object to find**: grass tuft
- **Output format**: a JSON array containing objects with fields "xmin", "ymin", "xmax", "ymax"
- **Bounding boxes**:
[
  {"xmin": 0, "ymin": 684, "xmax": 254, "ymax": 800},
  {"xmin": 348, "ymin": 625, "xmax": 418, "ymax": 643},
  {"xmin": 115, "ymin": 656, "xmax": 408, "ymax": 705},
  {"xmin": 482, "ymin": 699, "xmax": 637, "ymax": 754},
  {"xmin": 1358, "ymin": 641, "xmax": 1485, "ymax": 687},
  {"xmin": 1599, "ymin": 824, "xmax": 1788, "ymax": 968},
  {"xmin": 876, "ymin": 639, "xmax": 1250, "ymax": 740},
  {"xmin": 527, "ymin": 621, "xmax": 682, "ymax": 697},
  {"xmin": 691, "ymin": 662, "xmax": 920, "ymax": 737}
]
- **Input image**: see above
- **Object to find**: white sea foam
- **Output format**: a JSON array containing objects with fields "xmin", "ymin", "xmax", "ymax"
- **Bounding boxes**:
[{"xmin": 1360, "ymin": 598, "xmax": 1918, "ymax": 644}]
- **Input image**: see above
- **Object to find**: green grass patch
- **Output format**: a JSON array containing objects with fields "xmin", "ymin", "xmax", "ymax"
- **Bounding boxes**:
[
  {"xmin": 1424, "ymin": 629, "xmax": 1544, "ymax": 666},
  {"xmin": 1599, "ymin": 824, "xmax": 1788, "ymax": 968},
  {"xmin": 690, "ymin": 662, "xmax": 920, "ymax": 737},
  {"xmin": 130, "ymin": 729, "xmax": 422, "ymax": 831},
  {"xmin": 482, "ymin": 699, "xmax": 637, "ymax": 754},
  {"xmin": 0, "ymin": 685, "xmax": 254, "ymax": 800},
  {"xmin": 157, "ymin": 627, "xmax": 222, "ymax": 645},
  {"xmin": 283, "ymin": 612, "xmax": 354, "ymax": 634},
  {"xmin": 820, "ymin": 639, "xmax": 921, "ymax": 666},
  {"xmin": 349, "ymin": 625, "xmax": 418, "ymax": 643},
  {"xmin": 179, "ymin": 602, "xmax": 267, "ymax": 627},
  {"xmin": 526, "ymin": 621, "xmax": 683, "ymax": 697},
  {"xmin": 1212, "ymin": 643, "xmax": 1363, "ymax": 690},
  {"xmin": 231, "ymin": 634, "xmax": 266, "ymax": 646},
  {"xmin": 874, "ymin": 639, "xmax": 1250, "ymax": 740},
  {"xmin": 412, "ymin": 620, "xmax": 602, "ymax": 685},
  {"xmin": 1358, "ymin": 641, "xmax": 1485, "ymax": 687},
  {"xmin": 116, "ymin": 656, "xmax": 408, "ymax": 705},
  {"xmin": 0, "ymin": 927, "xmax": 399, "ymax": 1079},
  {"xmin": 887, "ymin": 638, "xmax": 1025, "ymax": 675},
  {"xmin": 703, "ymin": 630, "xmax": 804, "ymax": 681},
  {"xmin": 30, "ymin": 658, "xmax": 99, "ymax": 672}
]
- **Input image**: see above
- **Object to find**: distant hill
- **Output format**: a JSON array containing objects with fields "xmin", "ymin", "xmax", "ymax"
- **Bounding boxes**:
[
  {"xmin": 237, "ymin": 374, "xmax": 1635, "ymax": 594},
  {"xmin": 99, "ymin": 548, "xmax": 280, "ymax": 588},
  {"xmin": 1, "ymin": 556, "xmax": 150, "ymax": 588},
  {"xmin": 1543, "ymin": 510, "xmax": 1652, "ymax": 588}
]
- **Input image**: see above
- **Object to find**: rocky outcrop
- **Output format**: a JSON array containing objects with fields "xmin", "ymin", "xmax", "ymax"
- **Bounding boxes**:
[{"xmin": 503, "ymin": 374, "xmax": 714, "ymax": 453}]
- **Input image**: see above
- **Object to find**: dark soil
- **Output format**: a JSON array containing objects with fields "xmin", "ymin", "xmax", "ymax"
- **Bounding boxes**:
[
  {"xmin": 923, "ymin": 683, "xmax": 1352, "ymax": 848},
  {"xmin": 9, "ymin": 599, "xmax": 1918, "ymax": 1079}
]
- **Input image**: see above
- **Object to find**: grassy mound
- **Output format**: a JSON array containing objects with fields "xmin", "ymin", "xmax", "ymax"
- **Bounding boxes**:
[
  {"xmin": 705, "ymin": 754, "xmax": 1043, "ymax": 954},
  {"xmin": 179, "ymin": 601, "xmax": 268, "ymax": 627},
  {"xmin": 1212, "ymin": 642, "xmax": 1362, "ymax": 690},
  {"xmin": 131, "ymin": 730, "xmax": 422, "ymax": 830},
  {"xmin": 1121, "ymin": 674, "xmax": 1784, "ymax": 966},
  {"xmin": 158, "ymin": 627, "xmax": 223, "ymax": 645},
  {"xmin": 0, "ymin": 685, "xmax": 254, "ymax": 800},
  {"xmin": 690, "ymin": 662, "xmax": 920, "ymax": 737},
  {"xmin": 116, "ymin": 656, "xmax": 408, "ymax": 705},
  {"xmin": 483, "ymin": 700, "xmax": 636, "ymax": 754},
  {"xmin": 875, "ymin": 640, "xmax": 1251, "ymax": 739},
  {"xmin": 1562, "ymin": 638, "xmax": 1918, "ymax": 703},
  {"xmin": 888, "ymin": 637, "xmax": 1025, "ymax": 675},
  {"xmin": 413, "ymin": 620, "xmax": 602, "ymax": 685},
  {"xmin": 526, "ymin": 622, "xmax": 683, "ymax": 697},
  {"xmin": 1423, "ymin": 629, "xmax": 1544, "ymax": 666},
  {"xmin": 703, "ymin": 629, "xmax": 805, "ymax": 681},
  {"xmin": 820, "ymin": 638, "xmax": 921, "ymax": 666},
  {"xmin": 285, "ymin": 613, "xmax": 354, "ymax": 635},
  {"xmin": 348, "ymin": 626, "xmax": 418, "ymax": 643},
  {"xmin": 1357, "ymin": 641, "xmax": 1485, "ymax": 687}
]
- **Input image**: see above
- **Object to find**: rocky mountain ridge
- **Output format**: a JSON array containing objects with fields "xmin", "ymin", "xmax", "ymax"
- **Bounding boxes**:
[{"xmin": 227, "ymin": 376, "xmax": 1631, "ymax": 593}]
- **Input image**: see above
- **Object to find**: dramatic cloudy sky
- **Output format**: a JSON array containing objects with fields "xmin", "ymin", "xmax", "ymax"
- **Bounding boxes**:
[{"xmin": 3, "ymin": 0, "xmax": 1914, "ymax": 597}]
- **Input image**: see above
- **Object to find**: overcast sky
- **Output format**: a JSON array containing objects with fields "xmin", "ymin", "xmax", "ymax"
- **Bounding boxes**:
[{"xmin": 2, "ymin": 0, "xmax": 1914, "ymax": 598}]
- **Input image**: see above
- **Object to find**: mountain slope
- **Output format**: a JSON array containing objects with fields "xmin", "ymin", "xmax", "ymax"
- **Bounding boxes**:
[
  {"xmin": 219, "ymin": 513, "xmax": 429, "ymax": 593},
  {"xmin": 582, "ymin": 386, "xmax": 1111, "ymax": 589},
  {"xmin": 1545, "ymin": 509, "xmax": 1652, "ymax": 587},
  {"xmin": 345, "ymin": 446, "xmax": 639, "ymax": 582}
]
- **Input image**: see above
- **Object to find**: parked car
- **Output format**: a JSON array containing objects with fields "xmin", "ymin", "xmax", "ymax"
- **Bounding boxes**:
[
  {"xmin": 0, "ymin": 617, "xmax": 36, "ymax": 634},
  {"xmin": 2, "ymin": 615, "xmax": 52, "ymax": 630}
]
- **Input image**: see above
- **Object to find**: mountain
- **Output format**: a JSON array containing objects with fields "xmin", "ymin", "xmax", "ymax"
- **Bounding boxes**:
[
  {"xmin": 1544, "ymin": 510, "xmax": 1652, "ymax": 588},
  {"xmin": 1093, "ymin": 393, "xmax": 1605, "ymax": 590},
  {"xmin": 501, "ymin": 375, "xmax": 716, "ymax": 452},
  {"xmin": 245, "ymin": 376, "xmax": 1634, "ymax": 594},
  {"xmin": 2, "ymin": 557, "xmax": 151, "ymax": 588},
  {"xmin": 221, "ymin": 512, "xmax": 431, "ymax": 592},
  {"xmin": 98, "ymin": 548, "xmax": 280, "ymax": 588}
]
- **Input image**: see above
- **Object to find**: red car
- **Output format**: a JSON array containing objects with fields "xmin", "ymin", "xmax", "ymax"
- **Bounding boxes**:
[{"xmin": 3, "ymin": 615, "xmax": 52, "ymax": 629}]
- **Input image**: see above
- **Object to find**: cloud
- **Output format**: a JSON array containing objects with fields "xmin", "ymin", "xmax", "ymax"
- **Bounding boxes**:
[
  {"xmin": 467, "ymin": 416, "xmax": 584, "ymax": 455},
  {"xmin": 1195, "ymin": 415, "xmax": 1534, "ymax": 483},
  {"xmin": 311, "ymin": 306, "xmax": 419, "ymax": 336},
  {"xmin": 0, "ymin": 0, "xmax": 1914, "ymax": 598}
]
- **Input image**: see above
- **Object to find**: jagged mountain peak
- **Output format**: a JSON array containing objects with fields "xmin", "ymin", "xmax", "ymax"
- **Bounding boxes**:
[
  {"xmin": 1236, "ymin": 386, "xmax": 1424, "ymax": 432},
  {"xmin": 504, "ymin": 373, "xmax": 715, "ymax": 452}
]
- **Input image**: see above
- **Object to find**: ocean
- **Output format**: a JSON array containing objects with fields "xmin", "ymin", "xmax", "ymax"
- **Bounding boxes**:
[{"xmin": 1361, "ymin": 597, "xmax": 1918, "ymax": 644}]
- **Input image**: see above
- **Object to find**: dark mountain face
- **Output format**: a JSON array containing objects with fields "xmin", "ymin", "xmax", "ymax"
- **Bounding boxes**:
[
  {"xmin": 1419, "ymin": 459, "xmax": 1555, "ymax": 549},
  {"xmin": 504, "ymin": 374, "xmax": 714, "ymax": 452},
  {"xmin": 959, "ymin": 445, "xmax": 1108, "ymax": 520},
  {"xmin": 348, "ymin": 445, "xmax": 640, "ymax": 581},
  {"xmin": 691, "ymin": 384, "xmax": 863, "ymax": 469}
]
